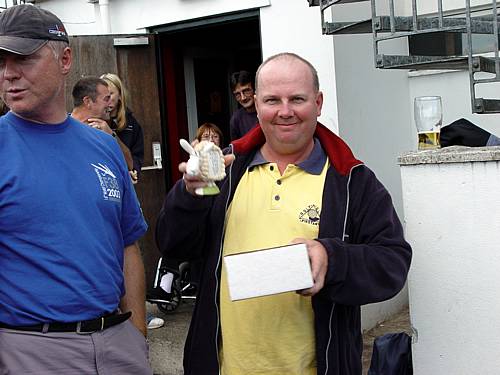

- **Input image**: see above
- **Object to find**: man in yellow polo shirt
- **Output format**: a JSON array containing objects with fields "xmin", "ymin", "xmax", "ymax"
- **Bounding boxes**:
[{"xmin": 157, "ymin": 53, "xmax": 412, "ymax": 375}]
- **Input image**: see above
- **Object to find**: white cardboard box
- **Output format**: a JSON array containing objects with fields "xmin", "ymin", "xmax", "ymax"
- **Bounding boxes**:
[{"xmin": 223, "ymin": 243, "xmax": 314, "ymax": 301}]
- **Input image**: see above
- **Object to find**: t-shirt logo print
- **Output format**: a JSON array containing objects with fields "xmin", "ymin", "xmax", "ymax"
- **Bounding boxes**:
[
  {"xmin": 299, "ymin": 204, "xmax": 321, "ymax": 226},
  {"xmin": 91, "ymin": 163, "xmax": 121, "ymax": 202}
]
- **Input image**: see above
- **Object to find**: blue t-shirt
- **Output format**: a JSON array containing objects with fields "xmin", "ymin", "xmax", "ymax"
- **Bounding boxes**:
[{"xmin": 0, "ymin": 112, "xmax": 148, "ymax": 325}]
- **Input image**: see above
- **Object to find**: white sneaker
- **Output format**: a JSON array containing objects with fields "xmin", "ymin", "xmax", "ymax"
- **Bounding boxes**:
[{"xmin": 147, "ymin": 316, "xmax": 164, "ymax": 329}]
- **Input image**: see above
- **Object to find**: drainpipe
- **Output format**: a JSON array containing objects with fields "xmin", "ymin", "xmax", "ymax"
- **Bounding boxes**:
[{"xmin": 99, "ymin": 0, "xmax": 111, "ymax": 34}]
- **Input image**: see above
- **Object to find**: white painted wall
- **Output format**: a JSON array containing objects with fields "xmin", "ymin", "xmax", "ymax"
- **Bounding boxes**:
[
  {"xmin": 36, "ymin": 0, "xmax": 270, "ymax": 34},
  {"xmin": 401, "ymin": 156, "xmax": 500, "ymax": 374},
  {"xmin": 117, "ymin": 0, "xmax": 270, "ymax": 31},
  {"xmin": 259, "ymin": 0, "xmax": 338, "ymax": 132},
  {"xmin": 40, "ymin": 0, "xmax": 98, "ymax": 35},
  {"xmin": 332, "ymin": 32, "xmax": 412, "ymax": 330}
]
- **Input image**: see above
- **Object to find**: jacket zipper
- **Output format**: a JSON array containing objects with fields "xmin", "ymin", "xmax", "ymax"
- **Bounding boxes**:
[
  {"xmin": 322, "ymin": 163, "xmax": 363, "ymax": 375},
  {"xmin": 214, "ymin": 144, "xmax": 235, "ymax": 375}
]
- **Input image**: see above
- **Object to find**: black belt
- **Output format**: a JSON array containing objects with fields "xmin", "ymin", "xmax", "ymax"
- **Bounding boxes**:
[{"xmin": 0, "ymin": 311, "xmax": 131, "ymax": 333}]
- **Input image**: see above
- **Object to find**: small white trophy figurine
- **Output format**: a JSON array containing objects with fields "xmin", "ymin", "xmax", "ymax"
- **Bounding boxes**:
[{"xmin": 179, "ymin": 139, "xmax": 226, "ymax": 195}]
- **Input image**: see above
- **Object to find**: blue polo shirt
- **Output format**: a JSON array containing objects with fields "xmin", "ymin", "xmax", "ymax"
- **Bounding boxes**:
[{"xmin": 0, "ymin": 112, "xmax": 147, "ymax": 325}]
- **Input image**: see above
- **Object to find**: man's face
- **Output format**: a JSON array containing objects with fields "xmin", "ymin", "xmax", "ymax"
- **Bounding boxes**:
[
  {"xmin": 233, "ymin": 82, "xmax": 255, "ymax": 111},
  {"xmin": 255, "ymin": 58, "xmax": 323, "ymax": 156},
  {"xmin": 0, "ymin": 45, "xmax": 69, "ymax": 121},
  {"xmin": 88, "ymin": 83, "xmax": 111, "ymax": 120}
]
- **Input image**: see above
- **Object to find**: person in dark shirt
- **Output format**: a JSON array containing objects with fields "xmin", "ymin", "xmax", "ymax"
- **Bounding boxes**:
[
  {"xmin": 229, "ymin": 70, "xmax": 258, "ymax": 141},
  {"xmin": 101, "ymin": 73, "xmax": 145, "ymax": 184}
]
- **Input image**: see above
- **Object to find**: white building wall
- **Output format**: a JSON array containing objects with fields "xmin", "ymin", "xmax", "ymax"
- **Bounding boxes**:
[
  {"xmin": 259, "ymin": 0, "xmax": 338, "ymax": 132},
  {"xmin": 37, "ymin": 0, "xmax": 271, "ymax": 35},
  {"xmin": 401, "ymin": 156, "xmax": 500, "ymax": 374},
  {"xmin": 119, "ymin": 0, "xmax": 270, "ymax": 31},
  {"xmin": 332, "ymin": 32, "xmax": 412, "ymax": 330},
  {"xmin": 40, "ymin": 0, "xmax": 98, "ymax": 35}
]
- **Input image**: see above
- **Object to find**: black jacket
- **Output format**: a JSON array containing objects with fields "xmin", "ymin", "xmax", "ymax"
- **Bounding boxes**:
[
  {"xmin": 114, "ymin": 109, "xmax": 144, "ymax": 174},
  {"xmin": 157, "ymin": 123, "xmax": 412, "ymax": 375}
]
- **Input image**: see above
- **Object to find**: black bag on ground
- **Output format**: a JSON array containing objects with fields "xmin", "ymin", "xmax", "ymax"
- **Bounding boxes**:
[{"xmin": 368, "ymin": 332, "xmax": 413, "ymax": 375}]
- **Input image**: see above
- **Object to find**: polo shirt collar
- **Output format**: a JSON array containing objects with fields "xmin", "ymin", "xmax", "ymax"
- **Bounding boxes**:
[{"xmin": 248, "ymin": 138, "xmax": 326, "ymax": 175}]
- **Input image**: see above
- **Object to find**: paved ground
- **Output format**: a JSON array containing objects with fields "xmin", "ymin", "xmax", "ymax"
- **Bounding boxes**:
[
  {"xmin": 147, "ymin": 301, "xmax": 411, "ymax": 375},
  {"xmin": 147, "ymin": 301, "xmax": 193, "ymax": 375}
]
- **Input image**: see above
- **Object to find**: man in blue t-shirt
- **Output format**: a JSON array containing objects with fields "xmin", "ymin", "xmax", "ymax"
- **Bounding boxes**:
[{"xmin": 0, "ymin": 5, "xmax": 152, "ymax": 374}]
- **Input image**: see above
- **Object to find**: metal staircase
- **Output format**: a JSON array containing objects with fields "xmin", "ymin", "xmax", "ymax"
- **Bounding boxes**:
[{"xmin": 308, "ymin": 0, "xmax": 500, "ymax": 114}]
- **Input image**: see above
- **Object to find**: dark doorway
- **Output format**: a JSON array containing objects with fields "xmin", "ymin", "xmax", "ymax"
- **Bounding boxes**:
[
  {"xmin": 153, "ymin": 12, "xmax": 262, "ymax": 184},
  {"xmin": 194, "ymin": 57, "xmax": 229, "ymax": 133}
]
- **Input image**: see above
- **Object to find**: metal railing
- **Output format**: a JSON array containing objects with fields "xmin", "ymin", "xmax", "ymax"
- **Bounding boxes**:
[{"xmin": 314, "ymin": 0, "xmax": 500, "ymax": 113}]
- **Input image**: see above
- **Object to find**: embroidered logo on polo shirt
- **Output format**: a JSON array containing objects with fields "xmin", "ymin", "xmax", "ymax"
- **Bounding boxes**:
[
  {"xmin": 91, "ymin": 163, "xmax": 121, "ymax": 202},
  {"xmin": 299, "ymin": 204, "xmax": 321, "ymax": 225}
]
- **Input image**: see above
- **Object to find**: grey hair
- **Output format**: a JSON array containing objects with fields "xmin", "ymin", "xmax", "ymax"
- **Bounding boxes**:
[{"xmin": 46, "ymin": 40, "xmax": 69, "ymax": 60}]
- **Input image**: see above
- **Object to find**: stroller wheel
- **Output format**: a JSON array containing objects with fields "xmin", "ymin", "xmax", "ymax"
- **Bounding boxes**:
[{"xmin": 157, "ymin": 287, "xmax": 181, "ymax": 314}]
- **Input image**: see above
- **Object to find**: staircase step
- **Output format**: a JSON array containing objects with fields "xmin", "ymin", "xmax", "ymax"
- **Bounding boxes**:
[
  {"xmin": 376, "ymin": 55, "xmax": 468, "ymax": 70},
  {"xmin": 324, "ymin": 16, "xmax": 500, "ymax": 35},
  {"xmin": 474, "ymin": 98, "xmax": 500, "ymax": 114},
  {"xmin": 375, "ymin": 55, "xmax": 497, "ymax": 72},
  {"xmin": 308, "ymin": 0, "xmax": 369, "ymax": 6}
]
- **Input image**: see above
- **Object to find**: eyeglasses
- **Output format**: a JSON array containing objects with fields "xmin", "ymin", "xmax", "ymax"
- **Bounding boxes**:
[
  {"xmin": 233, "ymin": 88, "xmax": 253, "ymax": 100},
  {"xmin": 201, "ymin": 133, "xmax": 220, "ymax": 142}
]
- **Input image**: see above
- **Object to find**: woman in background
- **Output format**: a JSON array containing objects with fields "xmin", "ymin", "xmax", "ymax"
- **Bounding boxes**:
[
  {"xmin": 101, "ymin": 73, "xmax": 163, "ymax": 330},
  {"xmin": 195, "ymin": 122, "xmax": 223, "ymax": 147},
  {"xmin": 101, "ymin": 73, "xmax": 145, "ymax": 184}
]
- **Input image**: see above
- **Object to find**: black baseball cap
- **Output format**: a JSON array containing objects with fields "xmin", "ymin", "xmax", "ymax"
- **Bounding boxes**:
[{"xmin": 0, "ymin": 5, "xmax": 68, "ymax": 56}]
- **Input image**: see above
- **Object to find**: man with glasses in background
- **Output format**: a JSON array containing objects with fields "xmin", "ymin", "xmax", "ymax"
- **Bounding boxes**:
[{"xmin": 229, "ymin": 70, "xmax": 258, "ymax": 141}]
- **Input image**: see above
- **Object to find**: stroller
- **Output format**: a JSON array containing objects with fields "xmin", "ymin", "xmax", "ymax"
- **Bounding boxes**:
[{"xmin": 146, "ymin": 257, "xmax": 197, "ymax": 313}]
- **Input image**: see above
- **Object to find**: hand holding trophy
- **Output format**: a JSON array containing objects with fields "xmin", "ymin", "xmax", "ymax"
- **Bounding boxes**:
[{"xmin": 180, "ymin": 139, "xmax": 226, "ymax": 195}]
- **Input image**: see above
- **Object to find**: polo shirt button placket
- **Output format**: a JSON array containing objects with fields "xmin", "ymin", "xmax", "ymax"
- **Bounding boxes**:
[{"xmin": 270, "ymin": 164, "xmax": 281, "ymax": 210}]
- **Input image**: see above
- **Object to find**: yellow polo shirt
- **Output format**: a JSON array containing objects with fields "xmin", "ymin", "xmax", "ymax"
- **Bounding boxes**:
[{"xmin": 220, "ymin": 141, "xmax": 329, "ymax": 375}]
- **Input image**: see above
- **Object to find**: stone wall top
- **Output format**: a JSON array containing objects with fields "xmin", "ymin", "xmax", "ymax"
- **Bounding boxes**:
[{"xmin": 398, "ymin": 146, "xmax": 500, "ymax": 165}]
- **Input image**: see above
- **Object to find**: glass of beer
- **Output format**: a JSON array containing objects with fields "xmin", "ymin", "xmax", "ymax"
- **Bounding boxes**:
[{"xmin": 414, "ymin": 96, "xmax": 442, "ymax": 150}]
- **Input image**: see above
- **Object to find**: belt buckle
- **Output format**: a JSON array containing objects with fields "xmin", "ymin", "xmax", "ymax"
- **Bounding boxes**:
[
  {"xmin": 76, "ymin": 321, "xmax": 87, "ymax": 335},
  {"xmin": 76, "ymin": 318, "xmax": 103, "ymax": 335}
]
